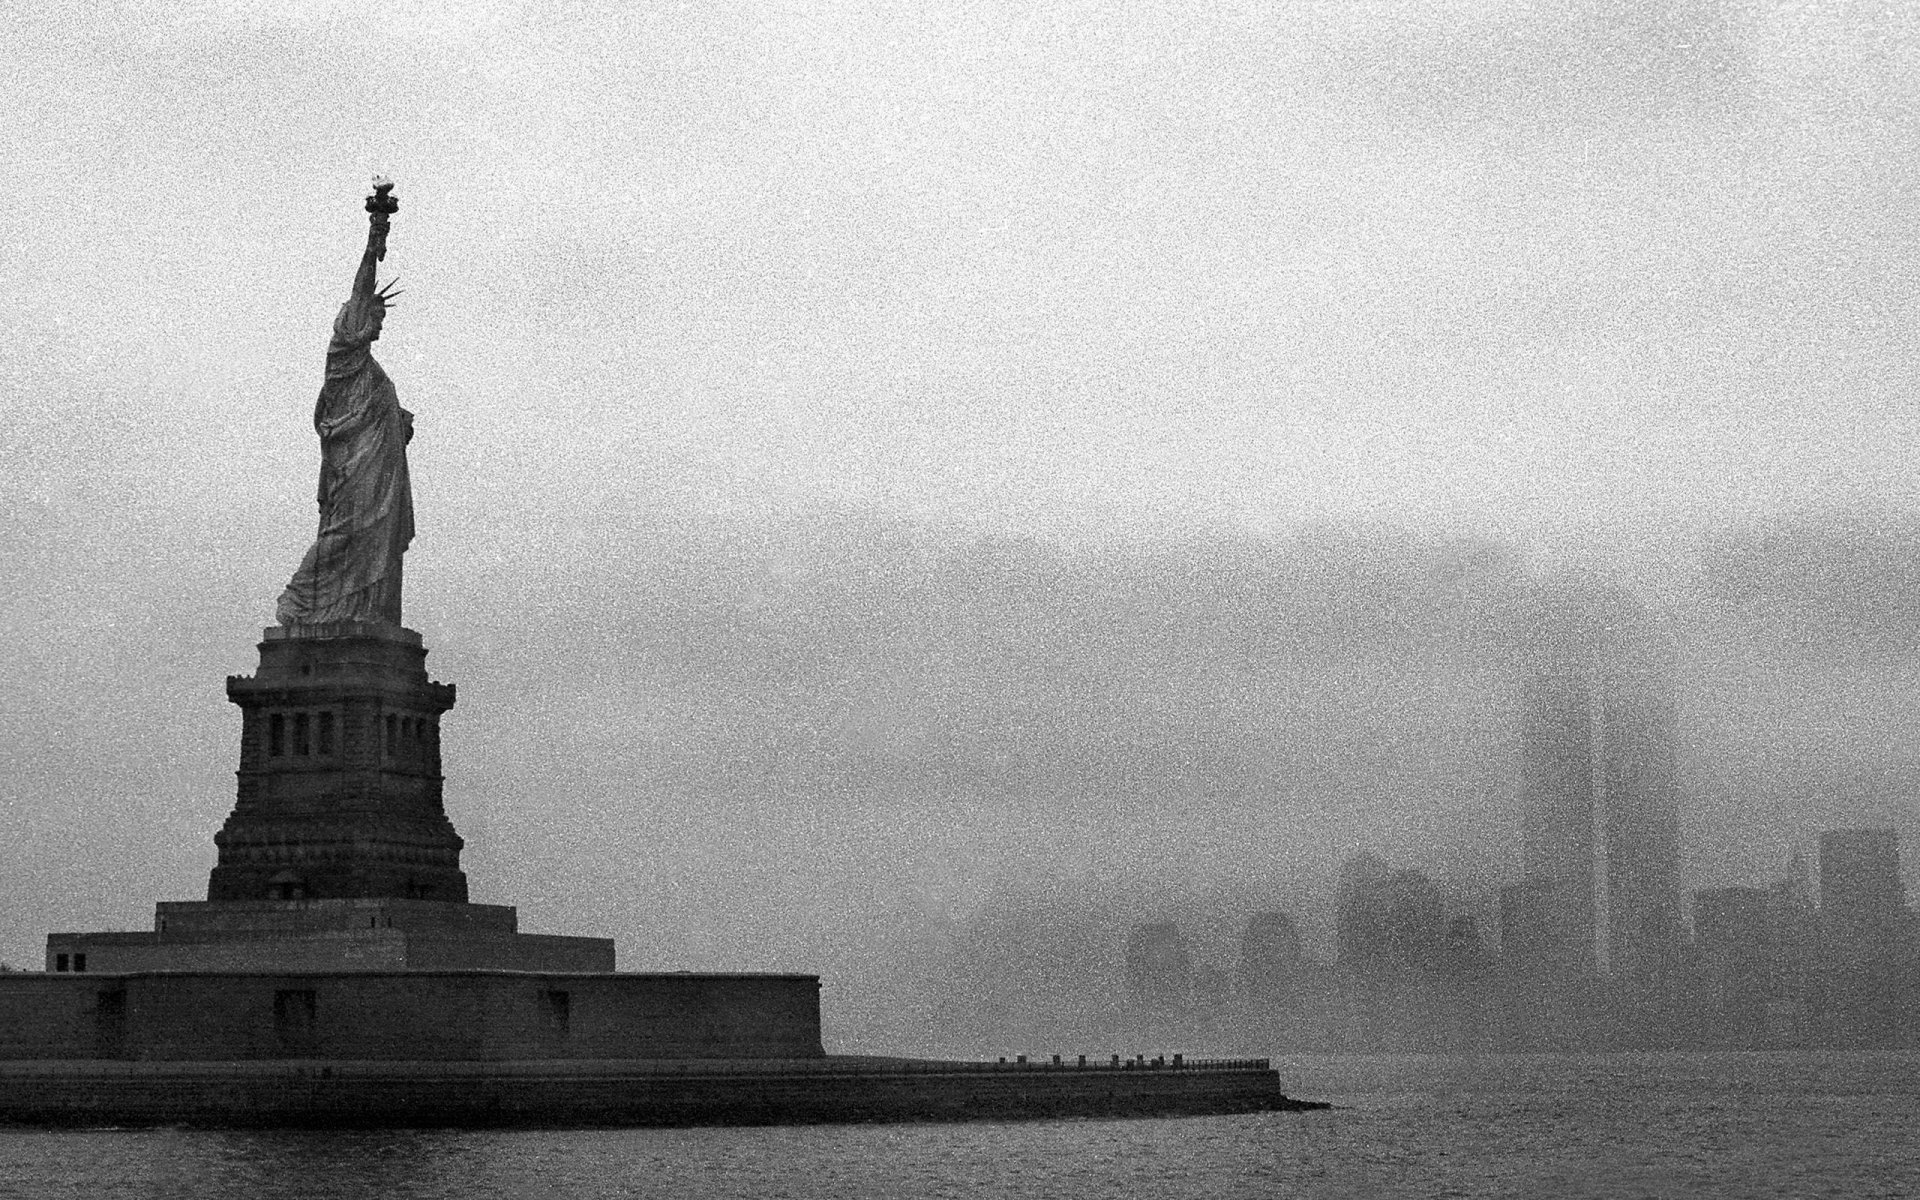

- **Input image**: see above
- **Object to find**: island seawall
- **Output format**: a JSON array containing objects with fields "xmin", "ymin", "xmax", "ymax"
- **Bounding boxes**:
[
  {"xmin": 0, "ymin": 968, "xmax": 1317, "ymax": 1127},
  {"xmin": 0, "ymin": 1056, "xmax": 1312, "ymax": 1128}
]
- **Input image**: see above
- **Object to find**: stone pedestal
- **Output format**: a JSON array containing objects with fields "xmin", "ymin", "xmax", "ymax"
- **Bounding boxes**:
[
  {"xmin": 47, "ymin": 899, "xmax": 614, "ymax": 974},
  {"xmin": 28, "ymin": 610, "xmax": 842, "ymax": 1073},
  {"xmin": 47, "ymin": 620, "xmax": 621, "ymax": 978},
  {"xmin": 211, "ymin": 622, "xmax": 468, "ymax": 903}
]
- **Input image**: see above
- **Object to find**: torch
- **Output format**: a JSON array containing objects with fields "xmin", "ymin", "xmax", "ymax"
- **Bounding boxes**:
[{"xmin": 365, "ymin": 176, "xmax": 399, "ymax": 260}]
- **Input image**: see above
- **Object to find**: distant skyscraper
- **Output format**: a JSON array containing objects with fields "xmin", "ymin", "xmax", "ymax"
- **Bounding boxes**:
[
  {"xmin": 1335, "ymin": 852, "xmax": 1446, "ymax": 976},
  {"xmin": 1819, "ymin": 830, "xmax": 1905, "ymax": 919},
  {"xmin": 1517, "ymin": 576, "xmax": 1682, "ymax": 977},
  {"xmin": 1819, "ymin": 829, "xmax": 1908, "ymax": 962},
  {"xmin": 1499, "ymin": 876, "xmax": 1583, "ymax": 979},
  {"xmin": 1692, "ymin": 886, "xmax": 1775, "ymax": 969}
]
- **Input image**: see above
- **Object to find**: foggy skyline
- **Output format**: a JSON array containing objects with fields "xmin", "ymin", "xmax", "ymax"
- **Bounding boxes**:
[{"xmin": 4, "ymin": 1, "xmax": 1919, "ymax": 1047}]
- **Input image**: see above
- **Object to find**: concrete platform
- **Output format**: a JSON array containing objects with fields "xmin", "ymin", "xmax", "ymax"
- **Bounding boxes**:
[{"xmin": 0, "ymin": 1056, "xmax": 1323, "ymax": 1128}]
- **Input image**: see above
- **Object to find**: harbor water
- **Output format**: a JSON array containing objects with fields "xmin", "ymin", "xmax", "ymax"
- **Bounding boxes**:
[{"xmin": 0, "ymin": 1050, "xmax": 1914, "ymax": 1198}]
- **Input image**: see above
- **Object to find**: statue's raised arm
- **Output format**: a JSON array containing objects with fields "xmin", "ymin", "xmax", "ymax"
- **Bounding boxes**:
[
  {"xmin": 354, "ymin": 176, "xmax": 400, "ymax": 308},
  {"xmin": 355, "ymin": 175, "xmax": 403, "ymax": 312},
  {"xmin": 275, "ymin": 177, "xmax": 417, "ymax": 629}
]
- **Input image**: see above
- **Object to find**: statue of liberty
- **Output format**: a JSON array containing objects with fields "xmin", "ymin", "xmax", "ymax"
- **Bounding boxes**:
[{"xmin": 276, "ymin": 178, "xmax": 414, "ymax": 627}]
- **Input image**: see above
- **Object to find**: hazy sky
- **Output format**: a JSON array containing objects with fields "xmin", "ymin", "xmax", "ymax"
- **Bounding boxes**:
[{"xmin": 3, "ymin": 1, "xmax": 1918, "ymax": 1034}]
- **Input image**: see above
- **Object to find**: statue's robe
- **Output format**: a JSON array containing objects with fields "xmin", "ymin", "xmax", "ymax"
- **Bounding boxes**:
[{"xmin": 276, "ymin": 301, "xmax": 414, "ymax": 626}]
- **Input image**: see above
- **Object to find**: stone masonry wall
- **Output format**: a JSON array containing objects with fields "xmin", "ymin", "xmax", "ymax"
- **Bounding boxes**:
[{"xmin": 0, "ymin": 972, "xmax": 822, "ymax": 1061}]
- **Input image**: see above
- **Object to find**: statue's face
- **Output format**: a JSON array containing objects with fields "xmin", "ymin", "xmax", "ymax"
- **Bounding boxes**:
[{"xmin": 368, "ymin": 303, "xmax": 386, "ymax": 340}]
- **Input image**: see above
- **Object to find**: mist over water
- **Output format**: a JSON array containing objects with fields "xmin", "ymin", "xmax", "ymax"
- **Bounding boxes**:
[{"xmin": 12, "ymin": 504, "xmax": 1917, "ymax": 1057}]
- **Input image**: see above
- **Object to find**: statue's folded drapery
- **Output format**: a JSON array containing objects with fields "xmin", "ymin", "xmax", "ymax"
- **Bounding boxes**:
[{"xmin": 276, "ymin": 301, "xmax": 414, "ymax": 626}]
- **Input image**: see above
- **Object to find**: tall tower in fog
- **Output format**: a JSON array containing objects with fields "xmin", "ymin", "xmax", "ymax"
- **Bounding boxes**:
[{"xmin": 1517, "ymin": 576, "xmax": 1682, "ymax": 977}]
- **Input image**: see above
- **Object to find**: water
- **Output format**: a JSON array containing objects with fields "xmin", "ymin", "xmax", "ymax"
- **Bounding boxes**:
[{"xmin": 1, "ymin": 1052, "xmax": 1914, "ymax": 1198}]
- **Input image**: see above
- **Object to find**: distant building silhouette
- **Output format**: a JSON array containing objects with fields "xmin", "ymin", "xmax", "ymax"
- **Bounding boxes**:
[
  {"xmin": 1335, "ymin": 852, "xmax": 1391, "ymax": 968},
  {"xmin": 1124, "ymin": 922, "xmax": 1193, "ymax": 1007},
  {"xmin": 1236, "ymin": 911, "xmax": 1306, "ymax": 1000},
  {"xmin": 1193, "ymin": 963, "xmax": 1232, "ymax": 1010},
  {"xmin": 1439, "ymin": 915, "xmax": 1491, "ymax": 982},
  {"xmin": 1820, "ymin": 829, "xmax": 1905, "ymax": 918},
  {"xmin": 1693, "ymin": 885, "xmax": 1779, "ymax": 1043},
  {"xmin": 1819, "ymin": 829, "xmax": 1908, "ymax": 964},
  {"xmin": 1336, "ymin": 853, "xmax": 1446, "ymax": 976},
  {"xmin": 1498, "ymin": 876, "xmax": 1578, "ymax": 979},
  {"xmin": 1764, "ymin": 850, "xmax": 1819, "ymax": 980},
  {"xmin": 1516, "ymin": 576, "xmax": 1682, "ymax": 978},
  {"xmin": 1694, "ymin": 886, "xmax": 1775, "ymax": 968}
]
